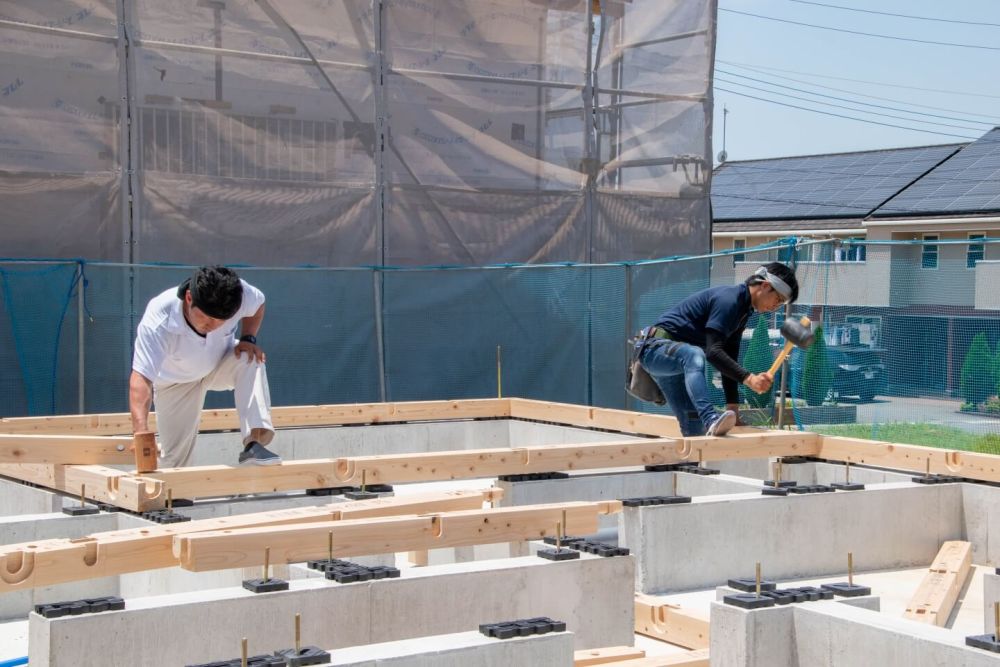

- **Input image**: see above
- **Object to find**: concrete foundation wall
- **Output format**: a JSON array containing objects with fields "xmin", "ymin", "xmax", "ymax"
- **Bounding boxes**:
[
  {"xmin": 622, "ymin": 484, "xmax": 964, "ymax": 593},
  {"xmin": 962, "ymin": 484, "xmax": 1000, "ymax": 566},
  {"xmin": 0, "ymin": 478, "xmax": 64, "ymax": 517},
  {"xmin": 29, "ymin": 555, "xmax": 634, "ymax": 666},
  {"xmin": 326, "ymin": 630, "xmax": 574, "ymax": 666},
  {"xmin": 985, "ymin": 572, "xmax": 999, "ymax": 635}
]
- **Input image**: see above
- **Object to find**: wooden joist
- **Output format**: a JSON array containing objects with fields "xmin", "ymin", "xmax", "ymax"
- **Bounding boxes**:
[
  {"xmin": 0, "ymin": 488, "xmax": 501, "ymax": 592},
  {"xmin": 0, "ymin": 434, "xmax": 133, "ymax": 465},
  {"xmin": 819, "ymin": 436, "xmax": 1000, "ymax": 484},
  {"xmin": 634, "ymin": 594, "xmax": 710, "ymax": 649},
  {"xmin": 574, "ymin": 646, "xmax": 646, "ymax": 666},
  {"xmin": 903, "ymin": 540, "xmax": 973, "ymax": 626},
  {"xmin": 608, "ymin": 650, "xmax": 710, "ymax": 667},
  {"xmin": 0, "ymin": 463, "xmax": 165, "ymax": 511},
  {"xmin": 0, "ymin": 399, "xmax": 511, "ymax": 436},
  {"xmin": 174, "ymin": 500, "xmax": 622, "ymax": 572},
  {"xmin": 509, "ymin": 398, "xmax": 682, "ymax": 437}
]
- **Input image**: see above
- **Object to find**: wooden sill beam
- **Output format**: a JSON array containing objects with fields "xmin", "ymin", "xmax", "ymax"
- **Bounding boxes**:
[
  {"xmin": 0, "ymin": 488, "xmax": 501, "ymax": 593},
  {"xmin": 0, "ymin": 434, "xmax": 133, "ymax": 465},
  {"xmin": 819, "ymin": 436, "xmax": 1000, "ymax": 484},
  {"xmin": 174, "ymin": 500, "xmax": 622, "ymax": 572},
  {"xmin": 509, "ymin": 399, "xmax": 682, "ymax": 437},
  {"xmin": 0, "ymin": 398, "xmax": 512, "ymax": 436},
  {"xmin": 903, "ymin": 540, "xmax": 972, "ymax": 626},
  {"xmin": 608, "ymin": 650, "xmax": 710, "ymax": 667},
  {"xmin": 574, "ymin": 646, "xmax": 646, "ymax": 666},
  {"xmin": 634, "ymin": 594, "xmax": 710, "ymax": 649}
]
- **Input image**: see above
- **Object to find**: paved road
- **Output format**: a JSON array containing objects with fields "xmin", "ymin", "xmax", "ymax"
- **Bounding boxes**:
[{"xmin": 848, "ymin": 395, "xmax": 1000, "ymax": 435}]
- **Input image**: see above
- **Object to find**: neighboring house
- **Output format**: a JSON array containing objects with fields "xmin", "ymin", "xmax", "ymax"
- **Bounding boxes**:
[{"xmin": 710, "ymin": 127, "xmax": 1000, "ymax": 398}]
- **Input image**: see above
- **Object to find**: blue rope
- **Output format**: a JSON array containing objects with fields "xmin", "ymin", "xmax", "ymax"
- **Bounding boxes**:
[{"xmin": 0, "ymin": 656, "xmax": 28, "ymax": 667}]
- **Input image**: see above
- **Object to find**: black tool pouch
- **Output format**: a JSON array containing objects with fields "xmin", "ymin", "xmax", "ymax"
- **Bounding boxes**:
[{"xmin": 625, "ymin": 327, "xmax": 666, "ymax": 405}]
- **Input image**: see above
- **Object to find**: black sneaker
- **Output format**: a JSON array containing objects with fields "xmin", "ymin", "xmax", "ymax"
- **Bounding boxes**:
[{"xmin": 238, "ymin": 441, "xmax": 282, "ymax": 466}]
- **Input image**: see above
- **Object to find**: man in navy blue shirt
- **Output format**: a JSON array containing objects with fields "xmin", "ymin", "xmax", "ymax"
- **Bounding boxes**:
[{"xmin": 639, "ymin": 262, "xmax": 799, "ymax": 436}]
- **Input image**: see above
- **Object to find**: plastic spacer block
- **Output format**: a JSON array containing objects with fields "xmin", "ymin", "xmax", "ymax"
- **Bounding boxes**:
[
  {"xmin": 831, "ymin": 482, "xmax": 865, "ymax": 491},
  {"xmin": 63, "ymin": 505, "xmax": 100, "ymax": 516},
  {"xmin": 728, "ymin": 578, "xmax": 777, "ymax": 593},
  {"xmin": 966, "ymin": 634, "xmax": 1000, "ymax": 652},
  {"xmin": 274, "ymin": 646, "xmax": 331, "ymax": 666},
  {"xmin": 242, "ymin": 578, "xmax": 289, "ymax": 593},
  {"xmin": 762, "ymin": 486, "xmax": 788, "ymax": 496},
  {"xmin": 820, "ymin": 582, "xmax": 871, "ymax": 597},
  {"xmin": 723, "ymin": 593, "xmax": 776, "ymax": 609},
  {"xmin": 537, "ymin": 547, "xmax": 580, "ymax": 561},
  {"xmin": 343, "ymin": 490, "xmax": 379, "ymax": 500}
]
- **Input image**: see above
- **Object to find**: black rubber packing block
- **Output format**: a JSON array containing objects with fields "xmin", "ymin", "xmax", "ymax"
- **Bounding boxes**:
[
  {"xmin": 62, "ymin": 505, "xmax": 100, "ymax": 516},
  {"xmin": 728, "ymin": 578, "xmax": 777, "ymax": 593},
  {"xmin": 821, "ymin": 582, "xmax": 871, "ymax": 597},
  {"xmin": 777, "ymin": 456, "xmax": 814, "ymax": 464},
  {"xmin": 621, "ymin": 495, "xmax": 692, "ymax": 507},
  {"xmin": 912, "ymin": 474, "xmax": 962, "ymax": 485},
  {"xmin": 343, "ymin": 490, "xmax": 380, "ymax": 500},
  {"xmin": 480, "ymin": 617, "xmax": 566, "ymax": 639},
  {"xmin": 763, "ymin": 480, "xmax": 798, "ymax": 489},
  {"xmin": 787, "ymin": 485, "xmax": 835, "ymax": 494},
  {"xmin": 34, "ymin": 596, "xmax": 125, "ymax": 618},
  {"xmin": 186, "ymin": 655, "xmax": 285, "ymax": 667},
  {"xmin": 537, "ymin": 547, "xmax": 580, "ymax": 561},
  {"xmin": 497, "ymin": 472, "xmax": 570, "ymax": 482},
  {"xmin": 274, "ymin": 646, "xmax": 332, "ymax": 666},
  {"xmin": 644, "ymin": 463, "xmax": 697, "ymax": 472},
  {"xmin": 789, "ymin": 586, "xmax": 834, "ymax": 601},
  {"xmin": 323, "ymin": 561, "xmax": 400, "ymax": 583},
  {"xmin": 723, "ymin": 593, "xmax": 775, "ymax": 609},
  {"xmin": 305, "ymin": 486, "xmax": 356, "ymax": 496},
  {"xmin": 760, "ymin": 590, "xmax": 796, "ymax": 605},
  {"xmin": 141, "ymin": 509, "xmax": 192, "ymax": 524},
  {"xmin": 830, "ymin": 482, "xmax": 866, "ymax": 491},
  {"xmin": 542, "ymin": 535, "xmax": 585, "ymax": 548},
  {"xmin": 762, "ymin": 486, "xmax": 789, "ymax": 496},
  {"xmin": 966, "ymin": 633, "xmax": 1000, "ymax": 653},
  {"xmin": 96, "ymin": 503, "xmax": 121, "ymax": 513},
  {"xmin": 683, "ymin": 467, "xmax": 721, "ymax": 476},
  {"xmin": 242, "ymin": 578, "xmax": 289, "ymax": 593}
]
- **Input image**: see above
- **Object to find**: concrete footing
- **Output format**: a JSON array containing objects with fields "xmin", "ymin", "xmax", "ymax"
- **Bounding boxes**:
[
  {"xmin": 622, "ymin": 484, "xmax": 964, "ymax": 593},
  {"xmin": 28, "ymin": 555, "xmax": 633, "ymax": 665},
  {"xmin": 322, "ymin": 630, "xmax": 574, "ymax": 666},
  {"xmin": 711, "ymin": 598, "xmax": 1000, "ymax": 666}
]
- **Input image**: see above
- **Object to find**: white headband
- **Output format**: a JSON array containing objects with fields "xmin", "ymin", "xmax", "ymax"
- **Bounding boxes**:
[{"xmin": 754, "ymin": 266, "xmax": 792, "ymax": 300}]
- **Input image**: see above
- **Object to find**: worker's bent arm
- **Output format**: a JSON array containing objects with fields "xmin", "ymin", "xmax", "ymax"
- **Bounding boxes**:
[
  {"xmin": 241, "ymin": 303, "xmax": 265, "ymax": 338},
  {"xmin": 129, "ymin": 370, "xmax": 153, "ymax": 433}
]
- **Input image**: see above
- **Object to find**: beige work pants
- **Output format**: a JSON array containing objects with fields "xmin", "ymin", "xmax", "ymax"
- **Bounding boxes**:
[{"xmin": 153, "ymin": 350, "xmax": 274, "ymax": 468}]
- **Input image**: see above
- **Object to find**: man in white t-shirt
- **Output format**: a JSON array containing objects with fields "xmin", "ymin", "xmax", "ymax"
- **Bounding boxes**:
[{"xmin": 129, "ymin": 266, "xmax": 281, "ymax": 468}]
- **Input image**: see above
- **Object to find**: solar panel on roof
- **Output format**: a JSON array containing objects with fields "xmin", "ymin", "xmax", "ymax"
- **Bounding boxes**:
[
  {"xmin": 711, "ymin": 144, "xmax": 961, "ymax": 221},
  {"xmin": 874, "ymin": 128, "xmax": 1000, "ymax": 217}
]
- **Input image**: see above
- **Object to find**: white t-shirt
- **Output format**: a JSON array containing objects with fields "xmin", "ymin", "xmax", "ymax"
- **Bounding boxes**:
[{"xmin": 132, "ymin": 280, "xmax": 265, "ymax": 385}]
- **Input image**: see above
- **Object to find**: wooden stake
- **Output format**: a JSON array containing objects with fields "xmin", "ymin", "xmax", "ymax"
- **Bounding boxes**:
[
  {"xmin": 848, "ymin": 551, "xmax": 854, "ymax": 587},
  {"xmin": 294, "ymin": 612, "xmax": 301, "ymax": 654},
  {"xmin": 755, "ymin": 562, "xmax": 761, "ymax": 598},
  {"xmin": 263, "ymin": 546, "xmax": 270, "ymax": 582},
  {"xmin": 241, "ymin": 638, "xmax": 247, "ymax": 667},
  {"xmin": 496, "ymin": 345, "xmax": 502, "ymax": 398}
]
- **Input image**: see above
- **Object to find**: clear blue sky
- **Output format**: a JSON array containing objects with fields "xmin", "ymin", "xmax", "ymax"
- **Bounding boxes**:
[{"xmin": 713, "ymin": 0, "xmax": 1000, "ymax": 164}]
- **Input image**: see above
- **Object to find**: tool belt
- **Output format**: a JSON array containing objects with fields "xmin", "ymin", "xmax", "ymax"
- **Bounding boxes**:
[{"xmin": 625, "ymin": 326, "xmax": 670, "ymax": 405}]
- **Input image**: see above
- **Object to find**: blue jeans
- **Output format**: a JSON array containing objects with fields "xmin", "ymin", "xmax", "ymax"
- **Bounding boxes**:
[{"xmin": 640, "ymin": 340, "xmax": 718, "ymax": 436}]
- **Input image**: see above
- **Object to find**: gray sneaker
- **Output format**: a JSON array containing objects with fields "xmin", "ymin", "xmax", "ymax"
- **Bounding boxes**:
[
  {"xmin": 706, "ymin": 410, "xmax": 737, "ymax": 437},
  {"xmin": 238, "ymin": 441, "xmax": 282, "ymax": 466}
]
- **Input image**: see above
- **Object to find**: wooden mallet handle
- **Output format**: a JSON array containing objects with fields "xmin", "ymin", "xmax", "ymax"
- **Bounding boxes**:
[
  {"xmin": 767, "ymin": 341, "xmax": 795, "ymax": 377},
  {"xmin": 133, "ymin": 431, "xmax": 158, "ymax": 473}
]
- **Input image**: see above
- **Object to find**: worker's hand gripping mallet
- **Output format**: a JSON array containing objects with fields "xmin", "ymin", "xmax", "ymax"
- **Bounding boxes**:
[{"xmin": 767, "ymin": 316, "xmax": 815, "ymax": 376}]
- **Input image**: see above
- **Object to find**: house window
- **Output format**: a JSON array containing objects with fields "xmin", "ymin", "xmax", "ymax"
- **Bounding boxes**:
[
  {"xmin": 968, "ymin": 233, "xmax": 985, "ymax": 268},
  {"xmin": 921, "ymin": 234, "xmax": 938, "ymax": 269},
  {"xmin": 733, "ymin": 238, "xmax": 746, "ymax": 264},
  {"xmin": 842, "ymin": 237, "xmax": 866, "ymax": 262}
]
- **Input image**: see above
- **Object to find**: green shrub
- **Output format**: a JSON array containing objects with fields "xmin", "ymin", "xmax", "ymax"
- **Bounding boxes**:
[
  {"xmin": 960, "ymin": 332, "xmax": 992, "ymax": 406},
  {"xmin": 741, "ymin": 316, "xmax": 775, "ymax": 409},
  {"xmin": 802, "ymin": 325, "xmax": 831, "ymax": 407}
]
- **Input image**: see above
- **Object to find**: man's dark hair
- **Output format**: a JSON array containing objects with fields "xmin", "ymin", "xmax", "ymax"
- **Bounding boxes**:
[
  {"xmin": 745, "ymin": 261, "xmax": 799, "ymax": 303},
  {"xmin": 177, "ymin": 266, "xmax": 243, "ymax": 320}
]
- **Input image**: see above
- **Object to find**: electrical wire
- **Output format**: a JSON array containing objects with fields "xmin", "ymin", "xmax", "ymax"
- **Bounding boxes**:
[
  {"xmin": 719, "ymin": 8, "xmax": 1000, "ymax": 52},
  {"xmin": 716, "ymin": 59, "xmax": 1000, "ymax": 100},
  {"xmin": 716, "ymin": 69, "xmax": 997, "ymax": 127},
  {"xmin": 714, "ymin": 86, "xmax": 980, "ymax": 139},
  {"xmin": 788, "ymin": 0, "xmax": 1000, "ymax": 28},
  {"xmin": 718, "ymin": 62, "xmax": 1000, "ymax": 121}
]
